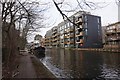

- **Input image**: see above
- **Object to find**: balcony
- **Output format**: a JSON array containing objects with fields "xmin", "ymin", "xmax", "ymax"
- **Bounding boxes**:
[
  {"xmin": 107, "ymin": 37, "xmax": 120, "ymax": 41},
  {"xmin": 64, "ymin": 35, "xmax": 68, "ymax": 38},
  {"xmin": 75, "ymin": 18, "xmax": 83, "ymax": 24},
  {"xmin": 66, "ymin": 29, "xmax": 70, "ymax": 32},
  {"xmin": 56, "ymin": 37, "xmax": 60, "ymax": 40},
  {"xmin": 76, "ymin": 39, "xmax": 83, "ymax": 44},
  {"xmin": 68, "ymin": 41, "xmax": 74, "ymax": 44},
  {"xmin": 77, "ymin": 25, "xmax": 83, "ymax": 29},
  {"xmin": 76, "ymin": 32, "xmax": 83, "ymax": 37},
  {"xmin": 64, "ymin": 31, "xmax": 68, "ymax": 34},
  {"xmin": 54, "ymin": 38, "xmax": 58, "ymax": 41},
  {"xmin": 52, "ymin": 34, "xmax": 58, "ymax": 38},
  {"xmin": 69, "ymin": 34, "xmax": 74, "ymax": 38},
  {"xmin": 117, "ymin": 29, "xmax": 120, "ymax": 33},
  {"xmin": 52, "ymin": 30, "xmax": 57, "ymax": 34},
  {"xmin": 64, "ymin": 41, "xmax": 68, "ymax": 44},
  {"xmin": 67, "ymin": 41, "xmax": 70, "ymax": 44},
  {"xmin": 69, "ymin": 28, "xmax": 74, "ymax": 32},
  {"xmin": 106, "ymin": 29, "xmax": 120, "ymax": 35}
]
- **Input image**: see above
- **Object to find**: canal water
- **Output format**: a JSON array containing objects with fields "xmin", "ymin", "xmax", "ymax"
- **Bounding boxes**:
[{"xmin": 40, "ymin": 48, "xmax": 120, "ymax": 79}]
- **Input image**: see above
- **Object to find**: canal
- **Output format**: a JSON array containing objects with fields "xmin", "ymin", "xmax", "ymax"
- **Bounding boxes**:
[{"xmin": 40, "ymin": 48, "xmax": 120, "ymax": 79}]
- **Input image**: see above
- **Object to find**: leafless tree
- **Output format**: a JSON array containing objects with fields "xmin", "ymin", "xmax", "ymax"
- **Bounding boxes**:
[
  {"xmin": 1, "ymin": 0, "xmax": 49, "ymax": 39},
  {"xmin": 1, "ymin": 0, "xmax": 48, "ymax": 77}
]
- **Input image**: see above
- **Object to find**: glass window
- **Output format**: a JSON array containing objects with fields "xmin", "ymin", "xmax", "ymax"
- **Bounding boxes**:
[
  {"xmin": 60, "ymin": 26, "xmax": 61, "ymax": 30},
  {"xmin": 85, "ymin": 23, "xmax": 87, "ymax": 28},
  {"xmin": 65, "ymin": 25, "xmax": 67, "ymax": 29},
  {"xmin": 70, "ymin": 22, "xmax": 73, "ymax": 26},
  {"xmin": 98, "ymin": 24, "xmax": 100, "ymax": 29},
  {"xmin": 113, "ymin": 26, "xmax": 115, "ymax": 29},
  {"xmin": 85, "ymin": 16, "xmax": 87, "ymax": 22},
  {"xmin": 85, "ymin": 29, "xmax": 88, "ymax": 35},
  {"xmin": 98, "ymin": 31, "xmax": 100, "ymax": 35},
  {"xmin": 67, "ymin": 22, "xmax": 69, "ymax": 27},
  {"xmin": 79, "ymin": 25, "xmax": 82, "ymax": 28},
  {"xmin": 97, "ymin": 18, "xmax": 100, "ymax": 23}
]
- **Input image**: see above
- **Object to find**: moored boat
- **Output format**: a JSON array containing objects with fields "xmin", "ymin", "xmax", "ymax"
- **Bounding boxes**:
[{"xmin": 34, "ymin": 46, "xmax": 45, "ymax": 58}]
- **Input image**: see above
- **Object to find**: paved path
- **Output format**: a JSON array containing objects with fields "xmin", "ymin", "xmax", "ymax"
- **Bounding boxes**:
[{"xmin": 15, "ymin": 52, "xmax": 37, "ymax": 78}]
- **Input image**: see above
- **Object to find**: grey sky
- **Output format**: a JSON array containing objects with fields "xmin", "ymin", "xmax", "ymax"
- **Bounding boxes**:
[{"xmin": 27, "ymin": 0, "xmax": 118, "ymax": 42}]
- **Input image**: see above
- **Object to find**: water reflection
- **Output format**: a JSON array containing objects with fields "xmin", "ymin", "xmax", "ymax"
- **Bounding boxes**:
[{"xmin": 40, "ymin": 48, "xmax": 120, "ymax": 79}]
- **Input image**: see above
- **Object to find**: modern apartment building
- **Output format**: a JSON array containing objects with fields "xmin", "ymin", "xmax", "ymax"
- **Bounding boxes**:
[
  {"xmin": 45, "ymin": 11, "xmax": 103, "ymax": 48},
  {"xmin": 45, "ymin": 29, "xmax": 52, "ymax": 47},
  {"xmin": 75, "ymin": 13, "xmax": 102, "ymax": 48},
  {"xmin": 104, "ymin": 22, "xmax": 120, "ymax": 49}
]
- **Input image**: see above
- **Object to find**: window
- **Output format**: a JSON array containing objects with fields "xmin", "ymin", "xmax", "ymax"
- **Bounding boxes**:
[
  {"xmin": 85, "ymin": 16, "xmax": 87, "ymax": 21},
  {"xmin": 112, "ymin": 26, "xmax": 115, "ymax": 29},
  {"xmin": 65, "ymin": 25, "xmax": 67, "ymax": 29},
  {"xmin": 85, "ymin": 29, "xmax": 88, "ymax": 35},
  {"xmin": 70, "ymin": 22, "xmax": 73, "ymax": 26},
  {"xmin": 79, "ymin": 25, "xmax": 82, "ymax": 28},
  {"xmin": 60, "ymin": 35, "xmax": 64, "ymax": 39},
  {"xmin": 98, "ymin": 24, "xmax": 100, "ymax": 30},
  {"xmin": 85, "ymin": 22, "xmax": 88, "ymax": 28},
  {"xmin": 62, "ymin": 25, "xmax": 64, "ymax": 30},
  {"xmin": 98, "ymin": 31, "xmax": 100, "ymax": 36},
  {"xmin": 97, "ymin": 18, "xmax": 100, "ymax": 23},
  {"xmin": 68, "ymin": 22, "xmax": 70, "ymax": 27}
]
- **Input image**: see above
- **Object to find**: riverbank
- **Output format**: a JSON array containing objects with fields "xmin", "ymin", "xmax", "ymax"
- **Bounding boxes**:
[
  {"xmin": 73, "ymin": 48, "xmax": 120, "ymax": 53},
  {"xmin": 2, "ymin": 51, "xmax": 57, "ymax": 79},
  {"xmin": 30, "ymin": 55, "xmax": 57, "ymax": 79},
  {"xmin": 47, "ymin": 47, "xmax": 120, "ymax": 53}
]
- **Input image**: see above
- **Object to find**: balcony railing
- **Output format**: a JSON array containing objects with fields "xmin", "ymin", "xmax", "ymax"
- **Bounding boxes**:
[
  {"xmin": 107, "ymin": 37, "xmax": 120, "ymax": 41},
  {"xmin": 76, "ymin": 32, "xmax": 83, "ymax": 37},
  {"xmin": 117, "ymin": 29, "xmax": 120, "ymax": 33},
  {"xmin": 69, "ymin": 34, "xmax": 74, "ymax": 38},
  {"xmin": 64, "ymin": 41, "xmax": 68, "ymax": 44},
  {"xmin": 69, "ymin": 28, "xmax": 74, "ymax": 32},
  {"xmin": 75, "ymin": 18, "xmax": 83, "ymax": 24},
  {"xmin": 64, "ymin": 35, "xmax": 68, "ymax": 38},
  {"xmin": 76, "ymin": 39, "xmax": 83, "ymax": 43},
  {"xmin": 68, "ymin": 41, "xmax": 74, "ymax": 44}
]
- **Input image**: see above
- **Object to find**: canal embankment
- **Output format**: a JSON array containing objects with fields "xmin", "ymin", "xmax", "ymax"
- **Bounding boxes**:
[
  {"xmin": 48, "ymin": 47, "xmax": 120, "ymax": 53},
  {"xmin": 74, "ymin": 48, "xmax": 120, "ymax": 53},
  {"xmin": 30, "ymin": 55, "xmax": 57, "ymax": 79},
  {"xmin": 54, "ymin": 47, "xmax": 120, "ymax": 53}
]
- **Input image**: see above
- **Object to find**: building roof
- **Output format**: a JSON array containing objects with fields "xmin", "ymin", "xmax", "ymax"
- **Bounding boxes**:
[{"xmin": 106, "ymin": 21, "xmax": 120, "ymax": 27}]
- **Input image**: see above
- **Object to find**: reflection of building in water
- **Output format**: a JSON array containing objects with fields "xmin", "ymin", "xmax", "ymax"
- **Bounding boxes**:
[
  {"xmin": 101, "ymin": 54, "xmax": 120, "ymax": 79},
  {"xmin": 104, "ymin": 22, "xmax": 120, "ymax": 49},
  {"xmin": 45, "ymin": 11, "xmax": 103, "ymax": 48},
  {"xmin": 45, "ymin": 49, "xmax": 104, "ymax": 78}
]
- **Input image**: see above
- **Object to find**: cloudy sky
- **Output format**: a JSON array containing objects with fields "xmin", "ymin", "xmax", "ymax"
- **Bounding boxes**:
[{"xmin": 28, "ymin": 0, "xmax": 119, "ymax": 42}]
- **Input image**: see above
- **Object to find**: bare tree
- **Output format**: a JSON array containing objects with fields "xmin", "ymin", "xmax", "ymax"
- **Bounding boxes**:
[{"xmin": 1, "ymin": 0, "xmax": 48, "ymax": 77}]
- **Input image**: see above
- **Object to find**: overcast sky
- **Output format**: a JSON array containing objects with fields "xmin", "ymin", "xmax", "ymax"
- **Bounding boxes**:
[{"xmin": 27, "ymin": 0, "xmax": 119, "ymax": 42}]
